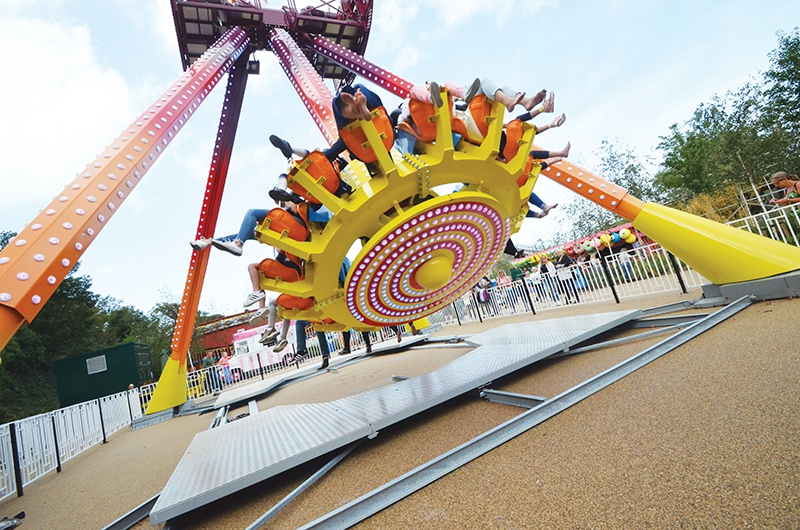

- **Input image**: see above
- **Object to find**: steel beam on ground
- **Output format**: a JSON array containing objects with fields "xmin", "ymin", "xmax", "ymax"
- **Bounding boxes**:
[
  {"xmin": 552, "ymin": 323, "xmax": 690, "ymax": 358},
  {"xmin": 100, "ymin": 494, "xmax": 159, "ymax": 530},
  {"xmin": 245, "ymin": 441, "xmax": 362, "ymax": 530},
  {"xmin": 626, "ymin": 314, "xmax": 708, "ymax": 328},
  {"xmin": 479, "ymin": 389, "xmax": 546, "ymax": 409},
  {"xmin": 299, "ymin": 296, "xmax": 753, "ymax": 529}
]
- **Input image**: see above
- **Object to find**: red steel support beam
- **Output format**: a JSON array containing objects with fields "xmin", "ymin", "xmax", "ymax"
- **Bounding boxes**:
[{"xmin": 169, "ymin": 51, "xmax": 251, "ymax": 368}]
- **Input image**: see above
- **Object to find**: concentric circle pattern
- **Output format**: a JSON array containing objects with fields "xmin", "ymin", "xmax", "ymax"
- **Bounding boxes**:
[{"xmin": 346, "ymin": 197, "xmax": 510, "ymax": 325}]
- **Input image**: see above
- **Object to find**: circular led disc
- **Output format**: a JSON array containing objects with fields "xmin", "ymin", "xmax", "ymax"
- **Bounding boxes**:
[{"xmin": 346, "ymin": 194, "xmax": 510, "ymax": 326}]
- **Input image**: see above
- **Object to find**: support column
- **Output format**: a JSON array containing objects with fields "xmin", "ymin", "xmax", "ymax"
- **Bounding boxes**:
[
  {"xmin": 0, "ymin": 27, "xmax": 251, "ymax": 356},
  {"xmin": 269, "ymin": 28, "xmax": 338, "ymax": 146},
  {"xmin": 301, "ymin": 34, "xmax": 414, "ymax": 99},
  {"xmin": 146, "ymin": 47, "xmax": 252, "ymax": 414}
]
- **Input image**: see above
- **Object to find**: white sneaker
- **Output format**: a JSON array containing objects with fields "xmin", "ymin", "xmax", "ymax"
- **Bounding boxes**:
[
  {"xmin": 273, "ymin": 338, "xmax": 288, "ymax": 352},
  {"xmin": 249, "ymin": 308, "xmax": 269, "ymax": 327},
  {"xmin": 243, "ymin": 291, "xmax": 265, "ymax": 308},
  {"xmin": 212, "ymin": 239, "xmax": 243, "ymax": 256},
  {"xmin": 190, "ymin": 239, "xmax": 211, "ymax": 251}
]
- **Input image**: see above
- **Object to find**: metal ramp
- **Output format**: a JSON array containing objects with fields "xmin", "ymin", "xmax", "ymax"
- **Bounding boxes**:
[
  {"xmin": 150, "ymin": 310, "xmax": 641, "ymax": 524},
  {"xmin": 213, "ymin": 335, "xmax": 429, "ymax": 410}
]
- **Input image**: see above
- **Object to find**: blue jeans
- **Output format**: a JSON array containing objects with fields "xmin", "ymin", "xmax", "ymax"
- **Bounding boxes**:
[
  {"xmin": 394, "ymin": 129, "xmax": 416, "ymax": 155},
  {"xmin": 217, "ymin": 208, "xmax": 269, "ymax": 243},
  {"xmin": 621, "ymin": 262, "xmax": 634, "ymax": 281},
  {"xmin": 525, "ymin": 192, "xmax": 546, "ymax": 218},
  {"xmin": 295, "ymin": 320, "xmax": 330, "ymax": 358},
  {"xmin": 544, "ymin": 277, "xmax": 560, "ymax": 303}
]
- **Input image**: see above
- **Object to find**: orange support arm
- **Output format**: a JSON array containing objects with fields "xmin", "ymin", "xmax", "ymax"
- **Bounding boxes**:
[
  {"xmin": 0, "ymin": 27, "xmax": 250, "ymax": 355},
  {"xmin": 536, "ymin": 150, "xmax": 800, "ymax": 285},
  {"xmin": 535, "ymin": 151, "xmax": 644, "ymax": 221}
]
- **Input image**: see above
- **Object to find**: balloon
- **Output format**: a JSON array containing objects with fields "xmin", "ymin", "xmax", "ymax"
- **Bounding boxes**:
[
  {"xmin": 611, "ymin": 232, "xmax": 621, "ymax": 244},
  {"xmin": 600, "ymin": 234, "xmax": 612, "ymax": 247},
  {"xmin": 619, "ymin": 228, "xmax": 631, "ymax": 239},
  {"xmin": 624, "ymin": 233, "xmax": 637, "ymax": 244}
]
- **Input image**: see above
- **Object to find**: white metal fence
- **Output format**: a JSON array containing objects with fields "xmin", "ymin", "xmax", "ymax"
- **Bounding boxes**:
[
  {"xmin": 0, "ymin": 424, "xmax": 16, "ymax": 503},
  {"xmin": 0, "ymin": 390, "xmax": 141, "ymax": 501},
  {"xmin": 726, "ymin": 203, "xmax": 800, "ymax": 247}
]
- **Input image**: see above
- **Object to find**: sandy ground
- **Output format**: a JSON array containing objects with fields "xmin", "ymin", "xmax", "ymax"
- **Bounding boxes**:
[{"xmin": 2, "ymin": 289, "xmax": 799, "ymax": 529}]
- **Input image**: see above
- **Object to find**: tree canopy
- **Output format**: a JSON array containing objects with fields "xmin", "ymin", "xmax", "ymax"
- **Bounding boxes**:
[{"xmin": 656, "ymin": 28, "xmax": 800, "ymax": 197}]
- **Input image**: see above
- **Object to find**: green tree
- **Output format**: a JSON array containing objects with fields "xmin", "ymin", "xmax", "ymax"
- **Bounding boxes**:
[
  {"xmin": 761, "ymin": 27, "xmax": 800, "ymax": 173},
  {"xmin": 655, "ymin": 86, "xmax": 769, "ymax": 197},
  {"xmin": 96, "ymin": 296, "xmax": 149, "ymax": 347},
  {"xmin": 656, "ymin": 29, "xmax": 800, "ymax": 202}
]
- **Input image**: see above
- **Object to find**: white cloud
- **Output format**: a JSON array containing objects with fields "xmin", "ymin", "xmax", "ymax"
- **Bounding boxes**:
[{"xmin": 0, "ymin": 16, "xmax": 134, "ymax": 214}]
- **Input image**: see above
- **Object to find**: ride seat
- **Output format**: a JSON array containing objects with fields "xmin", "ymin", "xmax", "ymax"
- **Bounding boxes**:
[
  {"xmin": 257, "ymin": 251, "xmax": 304, "ymax": 283},
  {"xmin": 451, "ymin": 96, "xmax": 493, "ymax": 145},
  {"xmin": 397, "ymin": 98, "xmax": 444, "ymax": 142},
  {"xmin": 261, "ymin": 203, "xmax": 310, "ymax": 241},
  {"xmin": 339, "ymin": 106, "xmax": 394, "ymax": 163},
  {"xmin": 289, "ymin": 150, "xmax": 341, "ymax": 204},
  {"xmin": 276, "ymin": 294, "xmax": 314, "ymax": 311}
]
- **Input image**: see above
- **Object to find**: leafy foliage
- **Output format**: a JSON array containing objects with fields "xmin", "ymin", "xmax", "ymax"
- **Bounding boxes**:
[{"xmin": 656, "ymin": 28, "xmax": 800, "ymax": 199}]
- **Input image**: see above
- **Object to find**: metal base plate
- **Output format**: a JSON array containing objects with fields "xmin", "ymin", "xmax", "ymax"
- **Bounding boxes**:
[{"xmin": 150, "ymin": 310, "xmax": 640, "ymax": 524}]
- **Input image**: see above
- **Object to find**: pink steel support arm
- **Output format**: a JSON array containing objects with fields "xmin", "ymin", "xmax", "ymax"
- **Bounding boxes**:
[
  {"xmin": 269, "ymin": 28, "xmax": 339, "ymax": 146},
  {"xmin": 300, "ymin": 34, "xmax": 414, "ymax": 99}
]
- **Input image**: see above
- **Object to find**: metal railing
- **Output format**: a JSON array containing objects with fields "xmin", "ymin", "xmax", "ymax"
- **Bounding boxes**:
[
  {"xmin": 0, "ymin": 389, "xmax": 140, "ymax": 501},
  {"xmin": 726, "ymin": 203, "xmax": 800, "ymax": 247},
  {"xmin": 0, "ymin": 424, "xmax": 13, "ymax": 502}
]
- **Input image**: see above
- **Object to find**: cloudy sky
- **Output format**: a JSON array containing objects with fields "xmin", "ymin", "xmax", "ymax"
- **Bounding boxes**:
[{"xmin": 1, "ymin": 0, "xmax": 797, "ymax": 316}]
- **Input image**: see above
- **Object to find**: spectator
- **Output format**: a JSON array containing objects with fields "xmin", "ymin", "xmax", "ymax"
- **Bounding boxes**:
[{"xmin": 769, "ymin": 172, "xmax": 800, "ymax": 206}]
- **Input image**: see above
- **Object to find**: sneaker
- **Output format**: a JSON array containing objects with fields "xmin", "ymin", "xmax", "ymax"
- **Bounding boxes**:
[
  {"xmin": 463, "ymin": 77, "xmax": 481, "ymax": 103},
  {"xmin": 337, "ymin": 348, "xmax": 351, "ymax": 356},
  {"xmin": 212, "ymin": 239, "xmax": 243, "ymax": 256},
  {"xmin": 270, "ymin": 134, "xmax": 294, "ymax": 159},
  {"xmin": 429, "ymin": 81, "xmax": 443, "ymax": 108},
  {"xmin": 269, "ymin": 187, "xmax": 302, "ymax": 204},
  {"xmin": 259, "ymin": 328, "xmax": 279, "ymax": 345},
  {"xmin": 294, "ymin": 350, "xmax": 307, "ymax": 362},
  {"xmin": 273, "ymin": 338, "xmax": 288, "ymax": 352},
  {"xmin": 319, "ymin": 357, "xmax": 330, "ymax": 370},
  {"xmin": 249, "ymin": 308, "xmax": 269, "ymax": 327},
  {"xmin": 243, "ymin": 291, "xmax": 265, "ymax": 308},
  {"xmin": 190, "ymin": 239, "xmax": 211, "ymax": 251},
  {"xmin": 365, "ymin": 344, "xmax": 372, "ymax": 354}
]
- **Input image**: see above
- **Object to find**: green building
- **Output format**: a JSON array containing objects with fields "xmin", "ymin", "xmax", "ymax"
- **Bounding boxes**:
[{"xmin": 54, "ymin": 343, "xmax": 152, "ymax": 407}]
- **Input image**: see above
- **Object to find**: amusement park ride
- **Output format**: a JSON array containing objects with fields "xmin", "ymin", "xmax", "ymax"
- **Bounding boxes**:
[{"xmin": 0, "ymin": 0, "xmax": 799, "ymax": 417}]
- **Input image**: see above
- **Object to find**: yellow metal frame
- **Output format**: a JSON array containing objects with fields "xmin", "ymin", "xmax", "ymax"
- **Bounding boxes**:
[{"xmin": 256, "ymin": 94, "xmax": 540, "ymax": 330}]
